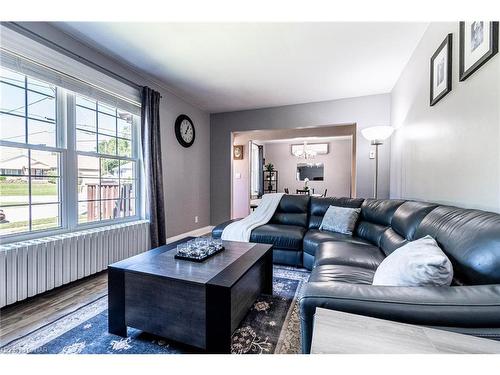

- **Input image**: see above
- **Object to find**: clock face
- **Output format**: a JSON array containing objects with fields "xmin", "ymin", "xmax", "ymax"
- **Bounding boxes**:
[
  {"xmin": 174, "ymin": 115, "xmax": 195, "ymax": 147},
  {"xmin": 180, "ymin": 119, "xmax": 194, "ymax": 143}
]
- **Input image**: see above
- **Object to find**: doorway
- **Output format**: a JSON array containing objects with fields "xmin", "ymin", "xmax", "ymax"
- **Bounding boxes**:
[
  {"xmin": 231, "ymin": 124, "xmax": 357, "ymax": 219},
  {"xmin": 250, "ymin": 141, "xmax": 263, "ymax": 199}
]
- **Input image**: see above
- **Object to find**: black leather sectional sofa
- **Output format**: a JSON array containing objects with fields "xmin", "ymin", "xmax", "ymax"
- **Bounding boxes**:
[{"xmin": 212, "ymin": 195, "xmax": 500, "ymax": 353}]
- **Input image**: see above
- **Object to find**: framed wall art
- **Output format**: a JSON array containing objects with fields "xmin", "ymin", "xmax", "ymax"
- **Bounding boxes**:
[
  {"xmin": 233, "ymin": 145, "xmax": 244, "ymax": 160},
  {"xmin": 459, "ymin": 21, "xmax": 499, "ymax": 81},
  {"xmin": 430, "ymin": 34, "xmax": 453, "ymax": 106}
]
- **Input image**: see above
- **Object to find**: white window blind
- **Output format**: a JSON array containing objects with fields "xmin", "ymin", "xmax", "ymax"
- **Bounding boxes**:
[{"xmin": 0, "ymin": 25, "xmax": 141, "ymax": 116}]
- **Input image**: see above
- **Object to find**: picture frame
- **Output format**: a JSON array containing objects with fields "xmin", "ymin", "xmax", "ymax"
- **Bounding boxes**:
[
  {"xmin": 233, "ymin": 145, "xmax": 244, "ymax": 160},
  {"xmin": 459, "ymin": 21, "xmax": 499, "ymax": 81},
  {"xmin": 430, "ymin": 34, "xmax": 453, "ymax": 106}
]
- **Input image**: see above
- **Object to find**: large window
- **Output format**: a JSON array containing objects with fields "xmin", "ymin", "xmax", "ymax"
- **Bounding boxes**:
[
  {"xmin": 75, "ymin": 94, "xmax": 137, "ymax": 224},
  {"xmin": 0, "ymin": 66, "xmax": 141, "ymax": 239},
  {"xmin": 0, "ymin": 67, "xmax": 62, "ymax": 235}
]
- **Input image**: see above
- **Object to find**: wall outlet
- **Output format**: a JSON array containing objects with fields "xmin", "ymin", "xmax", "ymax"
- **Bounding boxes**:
[
  {"xmin": 194, "ymin": 216, "xmax": 199, "ymax": 223},
  {"xmin": 369, "ymin": 150, "xmax": 376, "ymax": 159}
]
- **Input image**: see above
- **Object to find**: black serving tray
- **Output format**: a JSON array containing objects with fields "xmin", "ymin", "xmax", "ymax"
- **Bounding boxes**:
[{"xmin": 174, "ymin": 246, "xmax": 225, "ymax": 262}]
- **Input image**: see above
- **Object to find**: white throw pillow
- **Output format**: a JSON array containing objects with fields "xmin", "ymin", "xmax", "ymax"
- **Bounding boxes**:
[
  {"xmin": 319, "ymin": 205, "xmax": 361, "ymax": 235},
  {"xmin": 372, "ymin": 235, "xmax": 453, "ymax": 286}
]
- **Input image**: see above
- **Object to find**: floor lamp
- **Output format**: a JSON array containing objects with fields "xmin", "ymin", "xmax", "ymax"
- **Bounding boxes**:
[{"xmin": 361, "ymin": 126, "xmax": 394, "ymax": 199}]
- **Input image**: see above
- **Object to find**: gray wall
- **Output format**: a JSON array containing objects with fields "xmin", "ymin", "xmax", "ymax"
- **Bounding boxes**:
[
  {"xmin": 211, "ymin": 94, "xmax": 391, "ymax": 225},
  {"xmin": 17, "ymin": 22, "xmax": 211, "ymax": 237},
  {"xmin": 390, "ymin": 22, "xmax": 500, "ymax": 212}
]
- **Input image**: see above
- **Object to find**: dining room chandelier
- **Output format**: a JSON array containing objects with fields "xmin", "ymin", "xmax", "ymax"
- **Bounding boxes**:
[{"xmin": 293, "ymin": 141, "xmax": 317, "ymax": 160}]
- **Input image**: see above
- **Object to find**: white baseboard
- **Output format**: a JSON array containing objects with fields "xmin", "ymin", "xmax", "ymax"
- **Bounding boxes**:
[{"xmin": 166, "ymin": 225, "xmax": 215, "ymax": 244}]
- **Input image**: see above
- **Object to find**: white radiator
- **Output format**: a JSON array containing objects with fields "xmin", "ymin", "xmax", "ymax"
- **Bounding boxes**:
[{"xmin": 0, "ymin": 220, "xmax": 150, "ymax": 308}]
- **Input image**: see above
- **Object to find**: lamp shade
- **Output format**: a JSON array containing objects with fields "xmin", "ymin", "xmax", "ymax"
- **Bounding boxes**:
[{"xmin": 361, "ymin": 126, "xmax": 394, "ymax": 142}]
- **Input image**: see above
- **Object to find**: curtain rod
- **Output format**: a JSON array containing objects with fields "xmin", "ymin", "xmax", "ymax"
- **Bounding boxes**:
[{"xmin": 3, "ymin": 22, "xmax": 161, "ymax": 98}]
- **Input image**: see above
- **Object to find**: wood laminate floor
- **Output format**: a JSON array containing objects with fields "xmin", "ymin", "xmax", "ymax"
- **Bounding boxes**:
[{"xmin": 0, "ymin": 271, "xmax": 108, "ymax": 346}]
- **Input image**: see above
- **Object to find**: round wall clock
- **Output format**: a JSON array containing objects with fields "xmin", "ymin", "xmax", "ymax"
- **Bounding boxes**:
[{"xmin": 174, "ymin": 114, "xmax": 195, "ymax": 148}]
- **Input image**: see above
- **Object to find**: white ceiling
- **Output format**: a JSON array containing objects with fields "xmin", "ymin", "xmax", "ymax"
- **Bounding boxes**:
[{"xmin": 52, "ymin": 22, "xmax": 428, "ymax": 113}]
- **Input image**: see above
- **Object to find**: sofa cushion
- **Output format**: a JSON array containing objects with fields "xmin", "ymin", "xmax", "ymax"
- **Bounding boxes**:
[
  {"xmin": 376, "ymin": 201, "xmax": 437, "ymax": 256},
  {"xmin": 355, "ymin": 221, "xmax": 389, "ymax": 247},
  {"xmin": 269, "ymin": 194, "xmax": 310, "ymax": 227},
  {"xmin": 308, "ymin": 264, "xmax": 375, "ymax": 284},
  {"xmin": 359, "ymin": 199, "xmax": 406, "ymax": 226},
  {"xmin": 308, "ymin": 197, "xmax": 365, "ymax": 229},
  {"xmin": 354, "ymin": 199, "xmax": 405, "ymax": 246},
  {"xmin": 415, "ymin": 206, "xmax": 500, "ymax": 285},
  {"xmin": 391, "ymin": 201, "xmax": 438, "ymax": 240},
  {"xmin": 314, "ymin": 241, "xmax": 385, "ymax": 270},
  {"xmin": 303, "ymin": 229, "xmax": 371, "ymax": 257},
  {"xmin": 379, "ymin": 228, "xmax": 408, "ymax": 255},
  {"xmin": 250, "ymin": 223, "xmax": 306, "ymax": 251}
]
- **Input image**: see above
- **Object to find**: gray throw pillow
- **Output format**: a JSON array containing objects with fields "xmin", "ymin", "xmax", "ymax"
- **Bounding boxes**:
[
  {"xmin": 372, "ymin": 235, "xmax": 454, "ymax": 287},
  {"xmin": 319, "ymin": 205, "xmax": 361, "ymax": 235}
]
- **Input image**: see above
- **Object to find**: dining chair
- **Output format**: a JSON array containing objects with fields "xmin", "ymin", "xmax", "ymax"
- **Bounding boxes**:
[
  {"xmin": 322, "ymin": 189, "xmax": 328, "ymax": 197},
  {"xmin": 284, "ymin": 188, "xmax": 289, "ymax": 194}
]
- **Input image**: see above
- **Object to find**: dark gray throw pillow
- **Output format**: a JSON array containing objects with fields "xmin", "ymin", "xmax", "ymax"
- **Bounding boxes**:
[{"xmin": 319, "ymin": 205, "xmax": 361, "ymax": 235}]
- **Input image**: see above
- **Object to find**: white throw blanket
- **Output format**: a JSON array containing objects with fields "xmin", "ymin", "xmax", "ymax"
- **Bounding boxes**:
[{"xmin": 221, "ymin": 193, "xmax": 285, "ymax": 242}]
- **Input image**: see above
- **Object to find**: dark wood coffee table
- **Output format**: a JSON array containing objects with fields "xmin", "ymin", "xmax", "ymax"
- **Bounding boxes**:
[{"xmin": 108, "ymin": 238, "xmax": 273, "ymax": 353}]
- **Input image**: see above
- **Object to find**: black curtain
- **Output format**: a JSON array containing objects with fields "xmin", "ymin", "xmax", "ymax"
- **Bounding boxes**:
[
  {"xmin": 141, "ymin": 87, "xmax": 166, "ymax": 248},
  {"xmin": 257, "ymin": 145, "xmax": 264, "ymax": 197}
]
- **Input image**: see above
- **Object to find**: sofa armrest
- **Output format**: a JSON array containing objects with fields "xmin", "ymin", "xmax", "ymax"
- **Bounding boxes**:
[
  {"xmin": 299, "ymin": 282, "xmax": 500, "ymax": 353},
  {"xmin": 211, "ymin": 218, "xmax": 242, "ymax": 238}
]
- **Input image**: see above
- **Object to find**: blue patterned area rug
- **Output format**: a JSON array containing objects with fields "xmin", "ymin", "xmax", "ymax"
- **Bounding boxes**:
[{"xmin": 1, "ymin": 266, "xmax": 309, "ymax": 354}]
